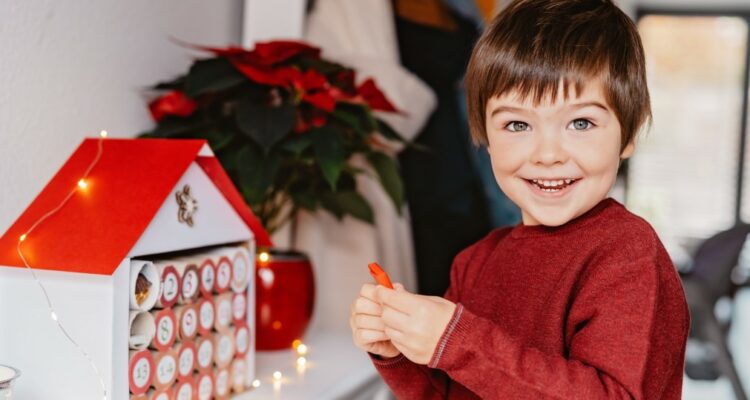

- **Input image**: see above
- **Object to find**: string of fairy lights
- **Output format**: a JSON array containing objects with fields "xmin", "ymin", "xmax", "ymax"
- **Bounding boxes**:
[{"xmin": 16, "ymin": 130, "xmax": 109, "ymax": 400}]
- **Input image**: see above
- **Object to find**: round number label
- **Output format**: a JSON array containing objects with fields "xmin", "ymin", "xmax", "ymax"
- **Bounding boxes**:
[
  {"xmin": 198, "ymin": 339, "xmax": 213, "ymax": 369},
  {"xmin": 179, "ymin": 345, "xmax": 195, "ymax": 377},
  {"xmin": 216, "ymin": 259, "xmax": 232, "ymax": 291},
  {"xmin": 199, "ymin": 300, "xmax": 214, "ymax": 330},
  {"xmin": 216, "ymin": 369, "xmax": 230, "ymax": 396},
  {"xmin": 232, "ymin": 293, "xmax": 247, "ymax": 321},
  {"xmin": 217, "ymin": 297, "xmax": 232, "ymax": 328},
  {"xmin": 162, "ymin": 268, "xmax": 179, "ymax": 304},
  {"xmin": 156, "ymin": 316, "xmax": 174, "ymax": 347},
  {"xmin": 182, "ymin": 308, "xmax": 198, "ymax": 338},
  {"xmin": 198, "ymin": 374, "xmax": 213, "ymax": 400},
  {"xmin": 236, "ymin": 326, "xmax": 249, "ymax": 355},
  {"xmin": 176, "ymin": 381, "xmax": 193, "ymax": 400},
  {"xmin": 232, "ymin": 252, "xmax": 248, "ymax": 290},
  {"xmin": 217, "ymin": 334, "xmax": 233, "ymax": 365},
  {"xmin": 183, "ymin": 269, "xmax": 199, "ymax": 298},
  {"xmin": 200, "ymin": 263, "xmax": 215, "ymax": 293},
  {"xmin": 132, "ymin": 358, "xmax": 150, "ymax": 388},
  {"xmin": 156, "ymin": 354, "xmax": 176, "ymax": 384}
]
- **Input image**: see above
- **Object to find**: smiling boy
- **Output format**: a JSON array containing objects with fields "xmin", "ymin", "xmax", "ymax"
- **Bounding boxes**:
[{"xmin": 349, "ymin": 0, "xmax": 690, "ymax": 398}]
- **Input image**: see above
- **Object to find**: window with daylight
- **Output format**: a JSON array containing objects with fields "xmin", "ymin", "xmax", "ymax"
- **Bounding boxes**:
[{"xmin": 626, "ymin": 10, "xmax": 750, "ymax": 262}]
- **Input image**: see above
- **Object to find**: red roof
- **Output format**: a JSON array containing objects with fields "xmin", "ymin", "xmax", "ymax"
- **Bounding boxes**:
[{"xmin": 0, "ymin": 138, "xmax": 272, "ymax": 275}]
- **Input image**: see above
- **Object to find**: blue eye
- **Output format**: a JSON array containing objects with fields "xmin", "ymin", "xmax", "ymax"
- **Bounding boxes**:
[
  {"xmin": 505, "ymin": 121, "xmax": 530, "ymax": 132},
  {"xmin": 569, "ymin": 119, "xmax": 593, "ymax": 131}
]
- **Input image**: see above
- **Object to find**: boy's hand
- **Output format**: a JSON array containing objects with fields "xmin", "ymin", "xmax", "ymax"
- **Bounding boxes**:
[
  {"xmin": 350, "ymin": 283, "xmax": 401, "ymax": 359},
  {"xmin": 376, "ymin": 284, "xmax": 457, "ymax": 365}
]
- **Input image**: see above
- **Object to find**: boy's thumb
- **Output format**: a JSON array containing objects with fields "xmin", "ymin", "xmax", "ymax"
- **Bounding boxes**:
[{"xmin": 393, "ymin": 283, "xmax": 405, "ymax": 292}]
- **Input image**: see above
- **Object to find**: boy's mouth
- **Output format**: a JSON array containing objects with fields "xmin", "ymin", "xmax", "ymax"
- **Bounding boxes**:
[{"xmin": 524, "ymin": 178, "xmax": 581, "ymax": 193}]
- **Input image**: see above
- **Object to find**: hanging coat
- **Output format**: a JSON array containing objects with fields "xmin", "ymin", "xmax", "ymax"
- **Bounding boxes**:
[{"xmin": 270, "ymin": 0, "xmax": 437, "ymax": 334}]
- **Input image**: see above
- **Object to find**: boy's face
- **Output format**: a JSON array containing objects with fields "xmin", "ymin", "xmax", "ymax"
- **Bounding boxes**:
[{"xmin": 485, "ymin": 80, "xmax": 635, "ymax": 226}]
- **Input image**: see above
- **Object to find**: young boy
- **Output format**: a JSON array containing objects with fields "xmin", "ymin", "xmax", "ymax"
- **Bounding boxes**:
[{"xmin": 349, "ymin": 0, "xmax": 690, "ymax": 398}]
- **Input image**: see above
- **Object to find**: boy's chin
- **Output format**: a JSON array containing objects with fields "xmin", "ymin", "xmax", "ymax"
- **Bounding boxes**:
[
  {"xmin": 536, "ymin": 216, "xmax": 571, "ymax": 227},
  {"xmin": 527, "ymin": 209, "xmax": 576, "ymax": 227}
]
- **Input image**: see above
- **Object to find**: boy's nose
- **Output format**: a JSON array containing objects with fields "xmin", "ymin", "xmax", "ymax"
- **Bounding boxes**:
[{"xmin": 530, "ymin": 131, "xmax": 567, "ymax": 165}]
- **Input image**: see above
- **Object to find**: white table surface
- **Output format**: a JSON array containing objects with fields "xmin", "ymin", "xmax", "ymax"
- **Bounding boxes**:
[{"xmin": 233, "ymin": 330, "xmax": 381, "ymax": 400}]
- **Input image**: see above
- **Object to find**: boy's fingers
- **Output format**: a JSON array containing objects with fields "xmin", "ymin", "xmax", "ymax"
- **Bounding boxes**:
[
  {"xmin": 360, "ymin": 283, "xmax": 378, "ymax": 301},
  {"xmin": 376, "ymin": 286, "xmax": 417, "ymax": 314},
  {"xmin": 384, "ymin": 326, "xmax": 406, "ymax": 343},
  {"xmin": 353, "ymin": 296, "xmax": 383, "ymax": 316},
  {"xmin": 355, "ymin": 328, "xmax": 388, "ymax": 344},
  {"xmin": 393, "ymin": 282, "xmax": 406, "ymax": 292},
  {"xmin": 354, "ymin": 314, "xmax": 386, "ymax": 331},
  {"xmin": 381, "ymin": 304, "xmax": 411, "ymax": 331}
]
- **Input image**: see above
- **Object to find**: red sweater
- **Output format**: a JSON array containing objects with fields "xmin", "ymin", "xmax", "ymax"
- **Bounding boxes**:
[{"xmin": 373, "ymin": 197, "xmax": 690, "ymax": 399}]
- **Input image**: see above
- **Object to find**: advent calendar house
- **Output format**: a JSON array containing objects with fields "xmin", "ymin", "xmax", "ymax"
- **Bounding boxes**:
[{"xmin": 0, "ymin": 138, "xmax": 272, "ymax": 399}]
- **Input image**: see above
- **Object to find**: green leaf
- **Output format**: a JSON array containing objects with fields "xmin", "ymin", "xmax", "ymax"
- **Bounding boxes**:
[
  {"xmin": 331, "ymin": 109, "xmax": 362, "ymax": 134},
  {"xmin": 375, "ymin": 119, "xmax": 405, "ymax": 142},
  {"xmin": 338, "ymin": 191, "xmax": 374, "ymax": 223},
  {"xmin": 203, "ymin": 129, "xmax": 234, "ymax": 151},
  {"xmin": 332, "ymin": 103, "xmax": 376, "ymax": 136},
  {"xmin": 236, "ymin": 145, "xmax": 280, "ymax": 205},
  {"xmin": 142, "ymin": 115, "xmax": 201, "ymax": 138},
  {"xmin": 235, "ymin": 98, "xmax": 296, "ymax": 153},
  {"xmin": 283, "ymin": 134, "xmax": 313, "ymax": 155},
  {"xmin": 319, "ymin": 192, "xmax": 344, "ymax": 220},
  {"xmin": 374, "ymin": 119, "xmax": 430, "ymax": 152},
  {"xmin": 184, "ymin": 58, "xmax": 247, "ymax": 97},
  {"xmin": 321, "ymin": 191, "xmax": 373, "ymax": 223},
  {"xmin": 367, "ymin": 152, "xmax": 405, "ymax": 214},
  {"xmin": 291, "ymin": 191, "xmax": 318, "ymax": 211},
  {"xmin": 312, "ymin": 128, "xmax": 345, "ymax": 190},
  {"xmin": 153, "ymin": 76, "xmax": 186, "ymax": 90}
]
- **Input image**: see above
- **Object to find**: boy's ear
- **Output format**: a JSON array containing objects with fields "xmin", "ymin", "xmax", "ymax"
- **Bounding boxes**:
[{"xmin": 620, "ymin": 140, "xmax": 636, "ymax": 159}]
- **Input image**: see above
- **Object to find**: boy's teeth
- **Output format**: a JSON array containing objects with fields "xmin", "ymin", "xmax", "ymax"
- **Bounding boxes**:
[{"xmin": 530, "ymin": 178, "xmax": 576, "ymax": 189}]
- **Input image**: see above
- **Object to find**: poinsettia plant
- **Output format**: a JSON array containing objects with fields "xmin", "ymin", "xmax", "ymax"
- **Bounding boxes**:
[{"xmin": 143, "ymin": 40, "xmax": 407, "ymax": 234}]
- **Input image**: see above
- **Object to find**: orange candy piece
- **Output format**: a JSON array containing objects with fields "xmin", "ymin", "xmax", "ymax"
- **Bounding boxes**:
[{"xmin": 368, "ymin": 262, "xmax": 394, "ymax": 289}]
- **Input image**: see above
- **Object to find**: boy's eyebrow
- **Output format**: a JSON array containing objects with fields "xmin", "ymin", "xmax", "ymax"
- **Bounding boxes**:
[
  {"xmin": 568, "ymin": 101, "xmax": 610, "ymax": 112},
  {"xmin": 489, "ymin": 101, "xmax": 610, "ymax": 117},
  {"xmin": 489, "ymin": 105, "xmax": 529, "ymax": 117}
]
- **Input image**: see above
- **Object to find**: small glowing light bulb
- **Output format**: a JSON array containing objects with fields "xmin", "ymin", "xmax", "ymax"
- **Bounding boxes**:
[
  {"xmin": 252, "ymin": 379, "xmax": 261, "ymax": 388},
  {"xmin": 273, "ymin": 371, "xmax": 282, "ymax": 381},
  {"xmin": 292, "ymin": 339, "xmax": 302, "ymax": 349},
  {"xmin": 258, "ymin": 252, "xmax": 270, "ymax": 263},
  {"xmin": 77, "ymin": 179, "xmax": 88, "ymax": 189},
  {"xmin": 296, "ymin": 356, "xmax": 306, "ymax": 367},
  {"xmin": 19, "ymin": 234, "xmax": 27, "ymax": 242},
  {"xmin": 100, "ymin": 130, "xmax": 108, "ymax": 138},
  {"xmin": 296, "ymin": 344, "xmax": 308, "ymax": 356},
  {"xmin": 51, "ymin": 311, "xmax": 58, "ymax": 321}
]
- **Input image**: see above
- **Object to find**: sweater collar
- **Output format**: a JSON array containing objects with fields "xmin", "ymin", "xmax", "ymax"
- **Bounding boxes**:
[{"xmin": 509, "ymin": 197, "xmax": 619, "ymax": 239}]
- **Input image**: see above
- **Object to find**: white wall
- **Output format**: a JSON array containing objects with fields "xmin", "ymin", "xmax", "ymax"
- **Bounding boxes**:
[
  {"xmin": 0, "ymin": 0, "xmax": 243, "ymax": 233},
  {"xmin": 617, "ymin": 0, "xmax": 750, "ymax": 16},
  {"xmin": 242, "ymin": 0, "xmax": 306, "ymax": 47}
]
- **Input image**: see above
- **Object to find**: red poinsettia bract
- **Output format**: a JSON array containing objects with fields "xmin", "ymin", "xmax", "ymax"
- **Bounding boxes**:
[
  {"xmin": 356, "ymin": 79, "xmax": 398, "ymax": 113},
  {"xmin": 149, "ymin": 90, "xmax": 197, "ymax": 122}
]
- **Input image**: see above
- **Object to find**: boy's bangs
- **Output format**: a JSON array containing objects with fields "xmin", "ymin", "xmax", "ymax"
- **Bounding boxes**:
[{"xmin": 485, "ymin": 47, "xmax": 611, "ymax": 106}]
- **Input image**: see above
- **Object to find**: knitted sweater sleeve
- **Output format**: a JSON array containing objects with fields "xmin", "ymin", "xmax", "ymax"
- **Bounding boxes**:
[
  {"xmin": 428, "ymin": 250, "xmax": 689, "ymax": 399},
  {"xmin": 369, "ymin": 240, "xmax": 478, "ymax": 398}
]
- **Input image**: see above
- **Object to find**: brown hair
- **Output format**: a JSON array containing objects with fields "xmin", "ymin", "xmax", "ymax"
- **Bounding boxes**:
[{"xmin": 465, "ymin": 0, "xmax": 651, "ymax": 153}]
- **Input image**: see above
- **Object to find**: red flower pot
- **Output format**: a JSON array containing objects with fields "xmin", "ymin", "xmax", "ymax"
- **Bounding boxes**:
[{"xmin": 255, "ymin": 249, "xmax": 315, "ymax": 350}]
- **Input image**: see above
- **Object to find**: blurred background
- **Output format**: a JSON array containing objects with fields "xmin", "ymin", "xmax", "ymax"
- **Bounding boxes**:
[{"xmin": 3, "ymin": 0, "xmax": 750, "ymax": 398}]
